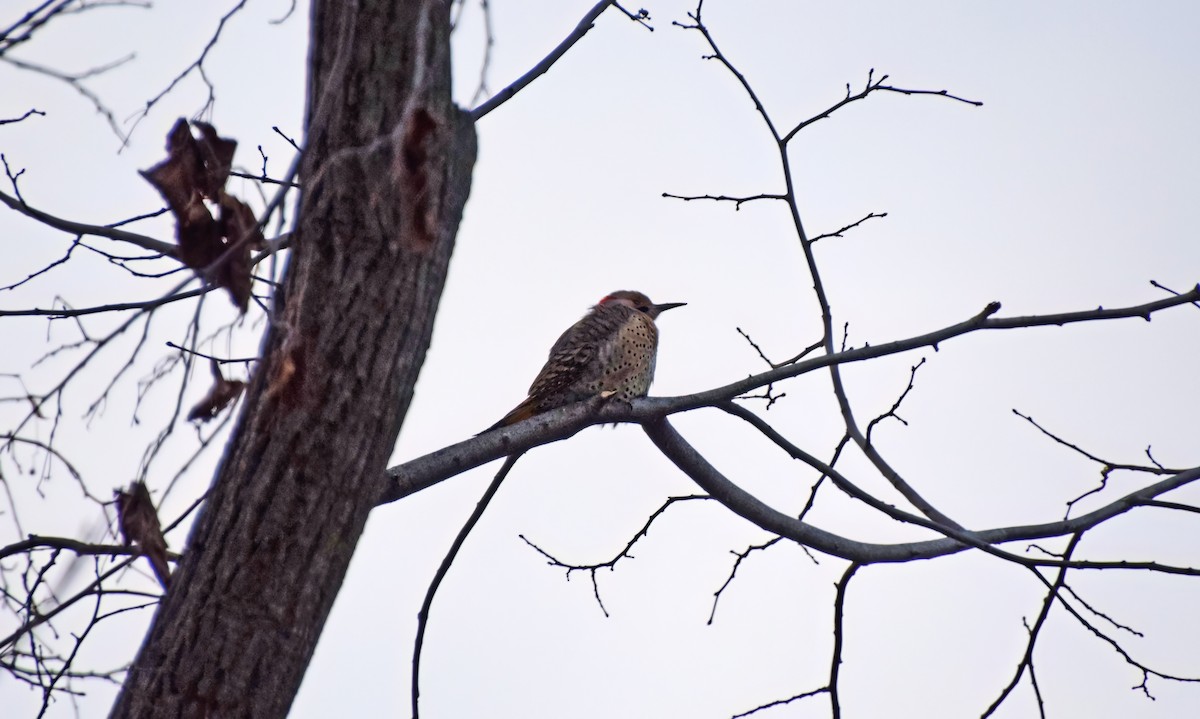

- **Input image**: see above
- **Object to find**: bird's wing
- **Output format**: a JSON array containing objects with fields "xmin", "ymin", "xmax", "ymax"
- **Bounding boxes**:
[{"xmin": 526, "ymin": 328, "xmax": 597, "ymax": 399}]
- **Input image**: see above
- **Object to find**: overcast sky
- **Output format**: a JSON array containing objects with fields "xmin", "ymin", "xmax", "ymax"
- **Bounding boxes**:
[{"xmin": 2, "ymin": 1, "xmax": 1199, "ymax": 717}]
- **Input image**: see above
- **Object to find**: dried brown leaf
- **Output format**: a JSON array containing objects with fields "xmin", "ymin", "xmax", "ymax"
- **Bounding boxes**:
[
  {"xmin": 188, "ymin": 360, "xmax": 246, "ymax": 421},
  {"xmin": 194, "ymin": 121, "xmax": 237, "ymax": 197},
  {"xmin": 215, "ymin": 194, "xmax": 263, "ymax": 310},
  {"xmin": 140, "ymin": 119, "xmax": 259, "ymax": 312}
]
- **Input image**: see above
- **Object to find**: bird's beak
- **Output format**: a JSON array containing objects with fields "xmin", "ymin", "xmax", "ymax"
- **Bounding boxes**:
[{"xmin": 652, "ymin": 302, "xmax": 686, "ymax": 317}]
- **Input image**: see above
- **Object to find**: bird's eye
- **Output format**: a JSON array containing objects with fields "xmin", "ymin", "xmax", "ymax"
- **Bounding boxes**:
[{"xmin": 638, "ymin": 306, "xmax": 650, "ymax": 313}]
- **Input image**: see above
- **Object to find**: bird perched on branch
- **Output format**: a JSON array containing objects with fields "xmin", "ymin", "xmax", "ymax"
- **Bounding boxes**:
[
  {"xmin": 486, "ymin": 290, "xmax": 685, "ymax": 431},
  {"xmin": 114, "ymin": 480, "xmax": 172, "ymax": 590}
]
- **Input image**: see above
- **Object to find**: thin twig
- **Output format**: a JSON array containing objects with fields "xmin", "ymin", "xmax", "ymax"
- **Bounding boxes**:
[
  {"xmin": 521, "ymin": 494, "xmax": 711, "ymax": 617},
  {"xmin": 661, "ymin": 192, "xmax": 786, "ymax": 210},
  {"xmin": 983, "ymin": 533, "xmax": 1082, "ymax": 717},
  {"xmin": 810, "ymin": 211, "xmax": 888, "ymax": 243}
]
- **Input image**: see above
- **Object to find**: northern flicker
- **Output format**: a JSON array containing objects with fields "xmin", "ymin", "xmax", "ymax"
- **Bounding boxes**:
[
  {"xmin": 486, "ymin": 290, "xmax": 685, "ymax": 431},
  {"xmin": 114, "ymin": 480, "xmax": 172, "ymax": 590}
]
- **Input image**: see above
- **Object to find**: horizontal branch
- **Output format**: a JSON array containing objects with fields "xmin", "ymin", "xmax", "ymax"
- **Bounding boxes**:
[
  {"xmin": 380, "ymin": 392, "xmax": 1200, "ymax": 565},
  {"xmin": 669, "ymin": 288, "xmax": 1200, "ymax": 413},
  {"xmin": 0, "ymin": 287, "xmax": 206, "ymax": 318},
  {"xmin": 0, "ymin": 108, "xmax": 45, "ymax": 125},
  {"xmin": 382, "ymin": 290, "xmax": 1199, "ymax": 503},
  {"xmin": 0, "ymin": 188, "xmax": 176, "ymax": 256},
  {"xmin": 0, "ymin": 534, "xmax": 179, "ymax": 562},
  {"xmin": 380, "ymin": 288, "xmax": 1200, "ymax": 564},
  {"xmin": 229, "ymin": 170, "xmax": 300, "ymax": 188},
  {"xmin": 661, "ymin": 192, "xmax": 786, "ymax": 209}
]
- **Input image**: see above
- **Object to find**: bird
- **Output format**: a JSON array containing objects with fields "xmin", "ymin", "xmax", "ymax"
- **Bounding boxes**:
[
  {"xmin": 485, "ymin": 290, "xmax": 685, "ymax": 431},
  {"xmin": 114, "ymin": 480, "xmax": 172, "ymax": 590}
]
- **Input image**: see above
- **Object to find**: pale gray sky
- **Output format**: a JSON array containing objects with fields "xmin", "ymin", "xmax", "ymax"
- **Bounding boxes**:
[{"xmin": 2, "ymin": 1, "xmax": 1199, "ymax": 717}]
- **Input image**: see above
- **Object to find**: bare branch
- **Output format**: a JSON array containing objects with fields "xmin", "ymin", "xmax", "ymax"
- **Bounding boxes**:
[
  {"xmin": 382, "ymin": 287, "xmax": 1200, "ymax": 517},
  {"xmin": 1051, "ymin": 573, "xmax": 1200, "ymax": 696},
  {"xmin": 639, "ymin": 415, "xmax": 1200, "ymax": 565},
  {"xmin": 1013, "ymin": 409, "xmax": 1182, "ymax": 476},
  {"xmin": 520, "ymin": 494, "xmax": 711, "ymax": 617},
  {"xmin": 0, "ymin": 534, "xmax": 172, "ymax": 562},
  {"xmin": 864, "ymin": 358, "xmax": 925, "ymax": 445},
  {"xmin": 661, "ymin": 192, "xmax": 786, "ymax": 209},
  {"xmin": 272, "ymin": 125, "xmax": 300, "ymax": 151},
  {"xmin": 123, "ymin": 0, "xmax": 251, "ymax": 143},
  {"xmin": 810, "ymin": 211, "xmax": 888, "ymax": 243},
  {"xmin": 0, "ymin": 287, "xmax": 206, "ymax": 318},
  {"xmin": 229, "ymin": 170, "xmax": 300, "ymax": 188},
  {"xmin": 673, "ymin": 3, "xmax": 782, "ymax": 142},
  {"xmin": 735, "ymin": 327, "xmax": 773, "ymax": 367},
  {"xmin": 783, "ymin": 67, "xmax": 981, "ymax": 144},
  {"xmin": 984, "ymin": 533, "xmax": 1082, "ymax": 718},
  {"xmin": 163, "ymin": 340, "xmax": 256, "ymax": 365},
  {"xmin": 733, "ymin": 686, "xmax": 828, "ymax": 719},
  {"xmin": 472, "ymin": 0, "xmax": 645, "ymax": 121},
  {"xmin": 412, "ymin": 454, "xmax": 521, "ymax": 719},
  {"xmin": 0, "ymin": 187, "xmax": 175, "ymax": 255},
  {"xmin": 829, "ymin": 562, "xmax": 859, "ymax": 718},
  {"xmin": 468, "ymin": 0, "xmax": 495, "ymax": 106},
  {"xmin": 0, "ymin": 1, "xmax": 74, "ymax": 55},
  {"xmin": 707, "ymin": 535, "xmax": 784, "ymax": 625},
  {"xmin": 0, "ymin": 53, "xmax": 134, "ymax": 142},
  {"xmin": 1060, "ymin": 582, "xmax": 1143, "ymax": 638},
  {"xmin": 1, "ymin": 152, "xmax": 26, "ymax": 200},
  {"xmin": 1150, "ymin": 278, "xmax": 1200, "ymax": 310},
  {"xmin": 0, "ymin": 108, "xmax": 45, "ymax": 125},
  {"xmin": 613, "ymin": 3, "xmax": 652, "ymax": 29}
]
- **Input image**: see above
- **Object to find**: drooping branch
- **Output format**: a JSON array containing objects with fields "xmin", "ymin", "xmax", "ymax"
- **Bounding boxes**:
[
  {"xmin": 412, "ymin": 453, "xmax": 520, "ymax": 719},
  {"xmin": 641, "ymin": 415, "xmax": 1200, "ymax": 565},
  {"xmin": 828, "ymin": 562, "xmax": 859, "ymax": 718}
]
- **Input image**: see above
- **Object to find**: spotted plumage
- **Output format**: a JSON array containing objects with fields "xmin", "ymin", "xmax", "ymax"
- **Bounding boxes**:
[{"xmin": 486, "ymin": 290, "xmax": 685, "ymax": 430}]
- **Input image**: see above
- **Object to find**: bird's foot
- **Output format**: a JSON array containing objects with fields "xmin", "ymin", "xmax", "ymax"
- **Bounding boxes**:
[{"xmin": 595, "ymin": 390, "xmax": 635, "ymax": 415}]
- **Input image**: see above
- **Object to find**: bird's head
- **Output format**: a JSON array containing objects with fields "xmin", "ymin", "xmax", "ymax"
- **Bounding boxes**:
[{"xmin": 599, "ymin": 290, "xmax": 686, "ymax": 319}]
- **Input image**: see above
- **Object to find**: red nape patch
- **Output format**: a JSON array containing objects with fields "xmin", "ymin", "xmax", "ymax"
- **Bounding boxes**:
[{"xmin": 599, "ymin": 294, "xmax": 617, "ymax": 304}]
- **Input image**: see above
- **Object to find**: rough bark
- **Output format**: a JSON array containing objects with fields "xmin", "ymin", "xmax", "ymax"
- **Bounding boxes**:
[{"xmin": 111, "ymin": 1, "xmax": 476, "ymax": 716}]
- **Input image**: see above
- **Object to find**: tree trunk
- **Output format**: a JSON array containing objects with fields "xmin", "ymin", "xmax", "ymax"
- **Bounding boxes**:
[{"xmin": 111, "ymin": 1, "xmax": 476, "ymax": 716}]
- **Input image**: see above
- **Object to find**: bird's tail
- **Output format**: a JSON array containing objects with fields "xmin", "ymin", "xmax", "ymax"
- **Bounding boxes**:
[
  {"xmin": 481, "ymin": 397, "xmax": 538, "ymax": 433},
  {"xmin": 145, "ymin": 548, "xmax": 172, "ymax": 590}
]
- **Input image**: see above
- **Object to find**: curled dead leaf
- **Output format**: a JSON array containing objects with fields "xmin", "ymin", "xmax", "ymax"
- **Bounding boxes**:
[
  {"xmin": 140, "ymin": 118, "xmax": 260, "ymax": 312},
  {"xmin": 187, "ymin": 359, "xmax": 246, "ymax": 422}
]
